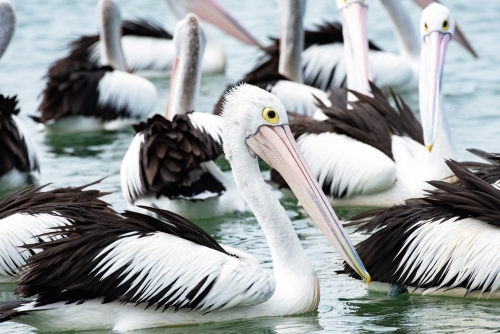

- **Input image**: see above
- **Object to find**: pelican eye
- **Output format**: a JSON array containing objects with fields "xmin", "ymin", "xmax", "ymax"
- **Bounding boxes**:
[
  {"xmin": 262, "ymin": 107, "xmax": 279, "ymax": 124},
  {"xmin": 424, "ymin": 22, "xmax": 428, "ymax": 32},
  {"xmin": 442, "ymin": 19, "xmax": 449, "ymax": 31}
]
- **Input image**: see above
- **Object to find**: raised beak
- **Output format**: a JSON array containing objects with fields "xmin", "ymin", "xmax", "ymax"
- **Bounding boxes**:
[
  {"xmin": 246, "ymin": 125, "xmax": 370, "ymax": 283},
  {"xmin": 165, "ymin": 56, "xmax": 179, "ymax": 120},
  {"xmin": 181, "ymin": 0, "xmax": 264, "ymax": 49},
  {"xmin": 413, "ymin": 0, "xmax": 477, "ymax": 58},
  {"xmin": 340, "ymin": 1, "xmax": 372, "ymax": 96},
  {"xmin": 419, "ymin": 31, "xmax": 450, "ymax": 152}
]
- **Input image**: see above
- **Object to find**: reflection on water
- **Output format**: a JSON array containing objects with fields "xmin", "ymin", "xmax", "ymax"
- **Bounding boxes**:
[{"xmin": 43, "ymin": 129, "xmax": 128, "ymax": 157}]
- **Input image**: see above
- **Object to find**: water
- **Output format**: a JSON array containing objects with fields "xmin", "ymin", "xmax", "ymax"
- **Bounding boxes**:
[{"xmin": 0, "ymin": 0, "xmax": 499, "ymax": 332}]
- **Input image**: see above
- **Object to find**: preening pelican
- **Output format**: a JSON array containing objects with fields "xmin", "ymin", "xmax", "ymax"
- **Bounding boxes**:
[
  {"xmin": 50, "ymin": 0, "xmax": 262, "ymax": 77},
  {"xmin": 0, "ymin": 181, "xmax": 111, "ymax": 283},
  {"xmin": 0, "ymin": 84, "xmax": 369, "ymax": 332},
  {"xmin": 343, "ymin": 157, "xmax": 500, "ymax": 298},
  {"xmin": 274, "ymin": 2, "xmax": 457, "ymax": 207},
  {"xmin": 0, "ymin": 1, "xmax": 39, "ymax": 191},
  {"xmin": 213, "ymin": 0, "xmax": 332, "ymax": 118},
  {"xmin": 35, "ymin": 0, "xmax": 158, "ymax": 134},
  {"xmin": 121, "ymin": 14, "xmax": 245, "ymax": 219},
  {"xmin": 243, "ymin": 0, "xmax": 476, "ymax": 93}
]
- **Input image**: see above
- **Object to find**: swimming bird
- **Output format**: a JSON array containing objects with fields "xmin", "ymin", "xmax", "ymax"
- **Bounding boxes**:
[
  {"xmin": 0, "ymin": 84, "xmax": 369, "ymax": 332},
  {"xmin": 0, "ymin": 181, "xmax": 111, "ymax": 283},
  {"xmin": 213, "ymin": 0, "xmax": 333, "ymax": 118},
  {"xmin": 35, "ymin": 0, "xmax": 158, "ymax": 134},
  {"xmin": 342, "ymin": 157, "xmax": 500, "ymax": 298},
  {"xmin": 240, "ymin": 0, "xmax": 476, "ymax": 93},
  {"xmin": 50, "ymin": 0, "xmax": 262, "ymax": 77},
  {"xmin": 273, "ymin": 2, "xmax": 457, "ymax": 207},
  {"xmin": 0, "ymin": 1, "xmax": 39, "ymax": 191},
  {"xmin": 121, "ymin": 14, "xmax": 245, "ymax": 219}
]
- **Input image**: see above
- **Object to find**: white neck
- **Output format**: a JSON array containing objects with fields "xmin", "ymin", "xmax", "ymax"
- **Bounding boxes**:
[
  {"xmin": 0, "ymin": 1, "xmax": 15, "ymax": 60},
  {"xmin": 278, "ymin": 0, "xmax": 305, "ymax": 83},
  {"xmin": 229, "ymin": 141, "xmax": 318, "ymax": 313},
  {"xmin": 98, "ymin": 0, "xmax": 127, "ymax": 71},
  {"xmin": 431, "ymin": 102, "xmax": 454, "ymax": 161},
  {"xmin": 165, "ymin": 33, "xmax": 205, "ymax": 120},
  {"xmin": 380, "ymin": 0, "xmax": 421, "ymax": 61}
]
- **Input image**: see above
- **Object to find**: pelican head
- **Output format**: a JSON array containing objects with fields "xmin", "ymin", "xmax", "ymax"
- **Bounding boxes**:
[
  {"xmin": 419, "ymin": 3, "xmax": 453, "ymax": 152},
  {"xmin": 222, "ymin": 84, "xmax": 370, "ymax": 284},
  {"xmin": 335, "ymin": 0, "xmax": 372, "ymax": 96},
  {"xmin": 165, "ymin": 13, "xmax": 206, "ymax": 120}
]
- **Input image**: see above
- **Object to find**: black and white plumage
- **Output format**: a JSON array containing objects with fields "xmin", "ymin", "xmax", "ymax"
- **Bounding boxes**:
[
  {"xmin": 461, "ymin": 149, "xmax": 500, "ymax": 187},
  {"xmin": 272, "ymin": 85, "xmax": 424, "ymax": 199},
  {"xmin": 121, "ymin": 14, "xmax": 245, "ymax": 219},
  {"xmin": 0, "ymin": 95, "xmax": 39, "ymax": 191},
  {"xmin": 35, "ymin": 0, "xmax": 158, "ymax": 134},
  {"xmin": 0, "ymin": 84, "xmax": 369, "ymax": 332},
  {"xmin": 0, "ymin": 181, "xmax": 111, "ymax": 282},
  {"xmin": 343, "ymin": 158, "xmax": 500, "ymax": 298}
]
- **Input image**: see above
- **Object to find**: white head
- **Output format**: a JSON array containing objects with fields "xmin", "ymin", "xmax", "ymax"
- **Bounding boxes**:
[
  {"xmin": 419, "ymin": 3, "xmax": 453, "ymax": 152},
  {"xmin": 0, "ymin": 0, "xmax": 15, "ymax": 60},
  {"xmin": 335, "ymin": 0, "xmax": 372, "ymax": 96},
  {"xmin": 165, "ymin": 13, "xmax": 206, "ymax": 120},
  {"xmin": 97, "ymin": 0, "xmax": 127, "ymax": 72},
  {"xmin": 221, "ymin": 84, "xmax": 370, "ymax": 283}
]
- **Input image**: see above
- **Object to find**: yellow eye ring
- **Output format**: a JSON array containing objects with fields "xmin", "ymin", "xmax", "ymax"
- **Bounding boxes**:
[
  {"xmin": 424, "ymin": 22, "xmax": 429, "ymax": 32},
  {"xmin": 262, "ymin": 107, "xmax": 279, "ymax": 124},
  {"xmin": 442, "ymin": 19, "xmax": 449, "ymax": 31}
]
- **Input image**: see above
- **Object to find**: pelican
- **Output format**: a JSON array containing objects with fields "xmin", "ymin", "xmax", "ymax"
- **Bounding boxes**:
[
  {"xmin": 0, "ymin": 1, "xmax": 39, "ymax": 191},
  {"xmin": 233, "ymin": 0, "xmax": 477, "ymax": 93},
  {"xmin": 213, "ymin": 0, "xmax": 333, "ymax": 118},
  {"xmin": 274, "ymin": 2, "xmax": 457, "ymax": 207},
  {"xmin": 0, "ymin": 84, "xmax": 369, "ymax": 332},
  {"xmin": 35, "ymin": 0, "xmax": 158, "ymax": 134},
  {"xmin": 50, "ymin": 0, "xmax": 262, "ymax": 77},
  {"xmin": 121, "ymin": 14, "xmax": 245, "ymax": 219},
  {"xmin": 343, "ymin": 157, "xmax": 500, "ymax": 299},
  {"xmin": 0, "ymin": 181, "xmax": 111, "ymax": 283},
  {"xmin": 461, "ymin": 149, "xmax": 500, "ymax": 186}
]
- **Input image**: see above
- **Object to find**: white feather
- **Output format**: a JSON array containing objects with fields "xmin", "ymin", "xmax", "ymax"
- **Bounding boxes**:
[
  {"xmin": 396, "ymin": 217, "xmax": 500, "ymax": 295},
  {"xmin": 0, "ymin": 213, "xmax": 71, "ymax": 281},
  {"xmin": 120, "ymin": 133, "xmax": 144, "ymax": 204},
  {"xmin": 265, "ymin": 81, "xmax": 330, "ymax": 118},
  {"xmin": 11, "ymin": 115, "xmax": 39, "ymax": 174},
  {"xmin": 187, "ymin": 112, "xmax": 223, "ymax": 145},
  {"xmin": 296, "ymin": 132, "xmax": 396, "ymax": 198},
  {"xmin": 89, "ymin": 36, "xmax": 225, "ymax": 76},
  {"xmin": 91, "ymin": 232, "xmax": 274, "ymax": 312},
  {"xmin": 97, "ymin": 71, "xmax": 158, "ymax": 119}
]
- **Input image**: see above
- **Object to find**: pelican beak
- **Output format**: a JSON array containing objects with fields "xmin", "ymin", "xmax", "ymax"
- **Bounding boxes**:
[
  {"xmin": 413, "ymin": 0, "xmax": 477, "ymax": 58},
  {"xmin": 419, "ymin": 31, "xmax": 450, "ymax": 153},
  {"xmin": 340, "ymin": 0, "xmax": 372, "ymax": 95},
  {"xmin": 246, "ymin": 125, "xmax": 371, "ymax": 284},
  {"xmin": 165, "ymin": 56, "xmax": 179, "ymax": 120},
  {"xmin": 181, "ymin": 0, "xmax": 263, "ymax": 48}
]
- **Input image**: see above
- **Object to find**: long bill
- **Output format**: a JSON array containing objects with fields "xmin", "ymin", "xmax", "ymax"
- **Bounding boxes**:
[
  {"xmin": 246, "ymin": 124, "xmax": 371, "ymax": 283},
  {"xmin": 419, "ymin": 31, "xmax": 450, "ymax": 152},
  {"xmin": 340, "ymin": 1, "xmax": 372, "ymax": 97},
  {"xmin": 180, "ymin": 0, "xmax": 264, "ymax": 49}
]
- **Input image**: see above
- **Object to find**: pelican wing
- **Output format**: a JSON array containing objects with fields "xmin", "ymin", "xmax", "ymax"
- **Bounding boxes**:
[
  {"xmin": 461, "ymin": 149, "xmax": 500, "ymax": 185},
  {"xmin": 344, "ymin": 160, "xmax": 500, "ymax": 295},
  {"xmin": 0, "ymin": 182, "xmax": 111, "ymax": 278},
  {"xmin": 17, "ymin": 207, "xmax": 275, "ymax": 313},
  {"xmin": 0, "ymin": 95, "xmax": 39, "ymax": 176},
  {"xmin": 121, "ymin": 113, "xmax": 224, "ymax": 203}
]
